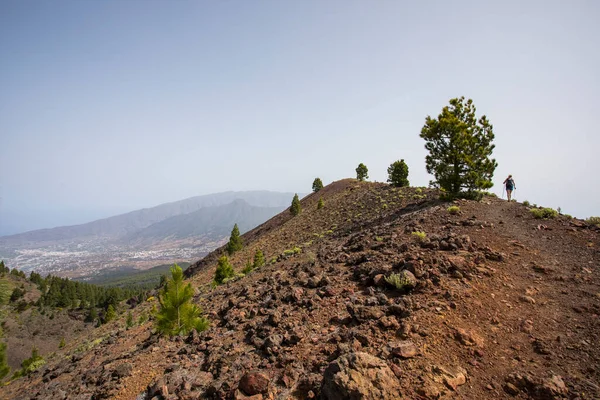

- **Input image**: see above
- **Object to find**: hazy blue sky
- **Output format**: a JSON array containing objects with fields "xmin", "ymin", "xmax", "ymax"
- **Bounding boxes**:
[{"xmin": 1, "ymin": 0, "xmax": 598, "ymax": 235}]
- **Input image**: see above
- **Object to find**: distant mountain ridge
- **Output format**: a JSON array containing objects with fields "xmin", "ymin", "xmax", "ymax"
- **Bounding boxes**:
[
  {"xmin": 0, "ymin": 191, "xmax": 297, "ymax": 246},
  {"xmin": 125, "ymin": 199, "xmax": 284, "ymax": 245}
]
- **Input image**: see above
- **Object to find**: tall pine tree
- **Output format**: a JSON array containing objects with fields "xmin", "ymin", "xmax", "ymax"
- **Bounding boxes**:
[
  {"xmin": 420, "ymin": 97, "xmax": 497, "ymax": 197},
  {"xmin": 155, "ymin": 264, "xmax": 209, "ymax": 336}
]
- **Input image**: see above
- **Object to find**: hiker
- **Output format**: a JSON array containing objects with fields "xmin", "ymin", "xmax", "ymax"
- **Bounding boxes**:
[{"xmin": 503, "ymin": 175, "xmax": 516, "ymax": 201}]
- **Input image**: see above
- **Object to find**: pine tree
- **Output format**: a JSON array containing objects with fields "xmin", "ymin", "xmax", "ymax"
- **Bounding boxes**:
[
  {"xmin": 317, "ymin": 197, "xmax": 324, "ymax": 209},
  {"xmin": 0, "ymin": 342, "xmax": 10, "ymax": 380},
  {"xmin": 29, "ymin": 271, "xmax": 43, "ymax": 286},
  {"xmin": 420, "ymin": 97, "xmax": 497, "ymax": 197},
  {"xmin": 126, "ymin": 311, "xmax": 134, "ymax": 329},
  {"xmin": 159, "ymin": 274, "xmax": 167, "ymax": 288},
  {"xmin": 290, "ymin": 194, "xmax": 301, "ymax": 216},
  {"xmin": 86, "ymin": 307, "xmax": 98, "ymax": 323},
  {"xmin": 214, "ymin": 256, "xmax": 234, "ymax": 284},
  {"xmin": 387, "ymin": 159, "xmax": 410, "ymax": 187},
  {"xmin": 312, "ymin": 178, "xmax": 324, "ymax": 192},
  {"xmin": 226, "ymin": 224, "xmax": 243, "ymax": 255},
  {"xmin": 253, "ymin": 249, "xmax": 265, "ymax": 269},
  {"xmin": 104, "ymin": 304, "xmax": 116, "ymax": 323},
  {"xmin": 155, "ymin": 264, "xmax": 209, "ymax": 336},
  {"xmin": 355, "ymin": 163, "xmax": 369, "ymax": 181},
  {"xmin": 9, "ymin": 287, "xmax": 25, "ymax": 302}
]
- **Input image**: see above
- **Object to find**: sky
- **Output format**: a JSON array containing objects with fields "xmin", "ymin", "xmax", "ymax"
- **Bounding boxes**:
[{"xmin": 1, "ymin": 0, "xmax": 599, "ymax": 235}]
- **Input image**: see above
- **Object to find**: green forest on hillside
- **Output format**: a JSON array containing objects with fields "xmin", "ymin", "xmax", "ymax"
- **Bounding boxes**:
[{"xmin": 80, "ymin": 262, "xmax": 191, "ymax": 288}]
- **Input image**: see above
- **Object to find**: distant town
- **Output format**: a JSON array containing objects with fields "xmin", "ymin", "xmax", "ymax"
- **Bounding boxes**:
[{"xmin": 0, "ymin": 237, "xmax": 224, "ymax": 279}]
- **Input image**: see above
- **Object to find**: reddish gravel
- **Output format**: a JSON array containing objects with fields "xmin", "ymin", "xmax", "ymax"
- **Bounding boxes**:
[{"xmin": 2, "ymin": 180, "xmax": 599, "ymax": 400}]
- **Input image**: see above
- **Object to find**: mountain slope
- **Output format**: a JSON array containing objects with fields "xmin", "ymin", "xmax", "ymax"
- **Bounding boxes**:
[
  {"xmin": 2, "ymin": 180, "xmax": 599, "ymax": 400},
  {"xmin": 0, "ymin": 191, "xmax": 297, "ymax": 245},
  {"xmin": 125, "ymin": 199, "xmax": 284, "ymax": 244}
]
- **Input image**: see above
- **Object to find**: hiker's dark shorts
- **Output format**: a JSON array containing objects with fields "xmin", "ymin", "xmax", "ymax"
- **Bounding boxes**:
[{"xmin": 506, "ymin": 187, "xmax": 513, "ymax": 191}]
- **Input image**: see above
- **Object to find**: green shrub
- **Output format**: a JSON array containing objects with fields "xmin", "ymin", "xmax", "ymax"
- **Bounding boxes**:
[
  {"xmin": 221, "ymin": 272, "xmax": 244, "ymax": 284},
  {"xmin": 411, "ymin": 231, "xmax": 427, "ymax": 243},
  {"xmin": 530, "ymin": 208, "xmax": 558, "ymax": 219},
  {"xmin": 242, "ymin": 260, "xmax": 254, "ymax": 275},
  {"xmin": 214, "ymin": 256, "xmax": 234, "ymax": 284},
  {"xmin": 75, "ymin": 337, "xmax": 104, "ymax": 353},
  {"xmin": 283, "ymin": 247, "xmax": 302, "ymax": 257},
  {"xmin": 522, "ymin": 200, "xmax": 530, "ymax": 207},
  {"xmin": 58, "ymin": 337, "xmax": 65, "ymax": 349},
  {"xmin": 586, "ymin": 216, "xmax": 600, "ymax": 227},
  {"xmin": 12, "ymin": 347, "xmax": 45, "ymax": 379},
  {"xmin": 447, "ymin": 206, "xmax": 460, "ymax": 215},
  {"xmin": 385, "ymin": 273, "xmax": 413, "ymax": 290},
  {"xmin": 439, "ymin": 189, "xmax": 454, "ymax": 201},
  {"xmin": 305, "ymin": 251, "xmax": 316, "ymax": 265},
  {"xmin": 317, "ymin": 197, "xmax": 324, "ymax": 209},
  {"xmin": 459, "ymin": 191, "xmax": 484, "ymax": 201}
]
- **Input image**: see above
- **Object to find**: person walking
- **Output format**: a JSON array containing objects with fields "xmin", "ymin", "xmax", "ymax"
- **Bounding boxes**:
[{"xmin": 503, "ymin": 175, "xmax": 516, "ymax": 201}]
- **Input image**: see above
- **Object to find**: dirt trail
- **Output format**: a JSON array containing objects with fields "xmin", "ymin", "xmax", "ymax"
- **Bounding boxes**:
[{"xmin": 438, "ymin": 199, "xmax": 600, "ymax": 398}]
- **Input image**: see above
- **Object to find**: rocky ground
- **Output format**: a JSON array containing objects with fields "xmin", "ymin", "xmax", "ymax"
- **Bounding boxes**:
[{"xmin": 2, "ymin": 179, "xmax": 599, "ymax": 399}]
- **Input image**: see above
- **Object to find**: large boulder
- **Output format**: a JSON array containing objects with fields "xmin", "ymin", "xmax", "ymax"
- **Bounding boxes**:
[{"xmin": 321, "ymin": 352, "xmax": 401, "ymax": 400}]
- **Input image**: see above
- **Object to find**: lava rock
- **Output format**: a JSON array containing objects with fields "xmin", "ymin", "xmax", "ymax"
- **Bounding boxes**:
[
  {"xmin": 321, "ymin": 352, "xmax": 401, "ymax": 400},
  {"xmin": 239, "ymin": 371, "xmax": 270, "ymax": 395}
]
